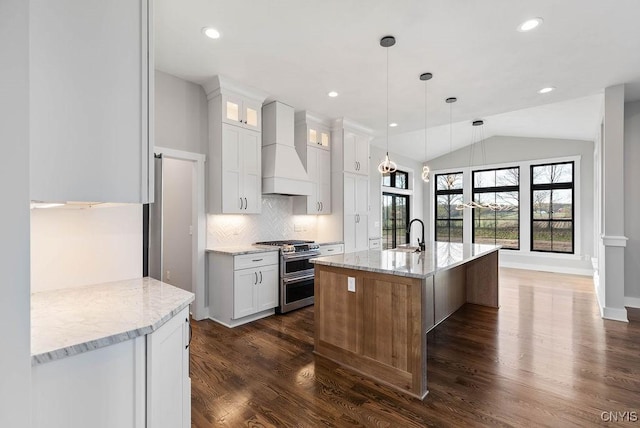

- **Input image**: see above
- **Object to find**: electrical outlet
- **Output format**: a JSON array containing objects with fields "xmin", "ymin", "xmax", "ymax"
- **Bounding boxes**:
[{"xmin": 348, "ymin": 277, "xmax": 356, "ymax": 292}]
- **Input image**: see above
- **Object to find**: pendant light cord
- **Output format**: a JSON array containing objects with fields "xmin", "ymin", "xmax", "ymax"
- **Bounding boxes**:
[
  {"xmin": 424, "ymin": 81, "xmax": 427, "ymax": 159},
  {"xmin": 449, "ymin": 102, "xmax": 453, "ymax": 155},
  {"xmin": 386, "ymin": 46, "xmax": 389, "ymax": 156}
]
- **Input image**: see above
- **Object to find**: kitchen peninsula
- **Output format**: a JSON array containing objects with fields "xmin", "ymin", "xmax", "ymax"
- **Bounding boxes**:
[{"xmin": 312, "ymin": 242, "xmax": 500, "ymax": 399}]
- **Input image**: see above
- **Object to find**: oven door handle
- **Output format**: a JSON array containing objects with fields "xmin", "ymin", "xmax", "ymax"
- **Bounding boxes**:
[
  {"xmin": 283, "ymin": 252, "xmax": 321, "ymax": 261},
  {"xmin": 282, "ymin": 274, "xmax": 315, "ymax": 284}
]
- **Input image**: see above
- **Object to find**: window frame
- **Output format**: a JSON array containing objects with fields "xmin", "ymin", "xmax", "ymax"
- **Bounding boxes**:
[
  {"xmin": 472, "ymin": 166, "xmax": 520, "ymax": 250},
  {"xmin": 529, "ymin": 161, "xmax": 575, "ymax": 254},
  {"xmin": 382, "ymin": 192, "xmax": 411, "ymax": 249},
  {"xmin": 434, "ymin": 172, "xmax": 464, "ymax": 243},
  {"xmin": 382, "ymin": 170, "xmax": 409, "ymax": 190}
]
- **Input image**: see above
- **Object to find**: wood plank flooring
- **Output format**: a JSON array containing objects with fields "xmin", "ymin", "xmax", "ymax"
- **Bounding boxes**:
[{"xmin": 190, "ymin": 268, "xmax": 640, "ymax": 427}]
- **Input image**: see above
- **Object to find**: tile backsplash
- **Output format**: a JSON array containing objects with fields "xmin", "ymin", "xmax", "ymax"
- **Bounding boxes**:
[{"xmin": 207, "ymin": 195, "xmax": 318, "ymax": 247}]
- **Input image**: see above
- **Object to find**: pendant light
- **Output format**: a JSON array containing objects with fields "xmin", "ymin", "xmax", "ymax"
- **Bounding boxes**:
[
  {"xmin": 456, "ymin": 120, "xmax": 509, "ymax": 211},
  {"xmin": 420, "ymin": 73, "xmax": 433, "ymax": 182},
  {"xmin": 444, "ymin": 97, "xmax": 457, "ymax": 188},
  {"xmin": 378, "ymin": 35, "xmax": 397, "ymax": 174}
]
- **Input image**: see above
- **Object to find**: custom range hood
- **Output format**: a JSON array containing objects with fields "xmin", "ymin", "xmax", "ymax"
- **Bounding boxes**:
[{"xmin": 262, "ymin": 101, "xmax": 312, "ymax": 196}]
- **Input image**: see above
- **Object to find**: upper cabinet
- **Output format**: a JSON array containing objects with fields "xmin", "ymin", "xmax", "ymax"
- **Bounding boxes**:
[
  {"xmin": 343, "ymin": 131, "xmax": 370, "ymax": 175},
  {"xmin": 293, "ymin": 112, "xmax": 332, "ymax": 214},
  {"xmin": 30, "ymin": 0, "xmax": 154, "ymax": 204},
  {"xmin": 205, "ymin": 77, "xmax": 267, "ymax": 214},
  {"xmin": 221, "ymin": 93, "xmax": 262, "ymax": 132}
]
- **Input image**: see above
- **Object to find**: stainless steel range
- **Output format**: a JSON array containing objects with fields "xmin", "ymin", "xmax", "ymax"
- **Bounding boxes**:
[{"xmin": 254, "ymin": 240, "xmax": 320, "ymax": 313}]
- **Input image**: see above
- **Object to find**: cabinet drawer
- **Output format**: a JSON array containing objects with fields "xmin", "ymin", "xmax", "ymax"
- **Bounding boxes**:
[
  {"xmin": 319, "ymin": 244, "xmax": 344, "ymax": 256},
  {"xmin": 234, "ymin": 252, "xmax": 279, "ymax": 270}
]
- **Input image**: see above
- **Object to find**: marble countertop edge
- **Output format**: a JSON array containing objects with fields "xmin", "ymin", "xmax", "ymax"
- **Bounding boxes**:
[{"xmin": 31, "ymin": 298, "xmax": 193, "ymax": 366}]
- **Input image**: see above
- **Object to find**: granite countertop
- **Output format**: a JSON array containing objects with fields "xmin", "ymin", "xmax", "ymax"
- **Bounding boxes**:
[
  {"xmin": 205, "ymin": 245, "xmax": 279, "ymax": 255},
  {"xmin": 31, "ymin": 277, "xmax": 194, "ymax": 366},
  {"xmin": 311, "ymin": 242, "xmax": 500, "ymax": 279}
]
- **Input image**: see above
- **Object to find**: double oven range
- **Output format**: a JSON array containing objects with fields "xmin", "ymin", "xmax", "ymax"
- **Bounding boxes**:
[{"xmin": 255, "ymin": 240, "xmax": 320, "ymax": 313}]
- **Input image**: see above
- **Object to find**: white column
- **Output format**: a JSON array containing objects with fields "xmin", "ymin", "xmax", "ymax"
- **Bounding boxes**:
[
  {"xmin": 0, "ymin": 0, "xmax": 32, "ymax": 424},
  {"xmin": 600, "ymin": 85, "xmax": 628, "ymax": 321}
]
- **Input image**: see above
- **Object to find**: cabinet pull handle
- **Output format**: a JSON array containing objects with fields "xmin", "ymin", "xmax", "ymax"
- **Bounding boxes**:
[
  {"xmin": 239, "ymin": 198, "xmax": 243, "ymax": 210},
  {"xmin": 186, "ymin": 317, "xmax": 192, "ymax": 350},
  {"xmin": 244, "ymin": 197, "xmax": 248, "ymax": 209},
  {"xmin": 252, "ymin": 258, "xmax": 263, "ymax": 262},
  {"xmin": 254, "ymin": 272, "xmax": 258, "ymax": 285},
  {"xmin": 317, "ymin": 202, "xmax": 320, "ymax": 211},
  {"xmin": 320, "ymin": 202, "xmax": 323, "ymax": 211},
  {"xmin": 327, "ymin": 249, "xmax": 334, "ymax": 252},
  {"xmin": 354, "ymin": 161, "xmax": 358, "ymax": 171},
  {"xmin": 259, "ymin": 271, "xmax": 263, "ymax": 283}
]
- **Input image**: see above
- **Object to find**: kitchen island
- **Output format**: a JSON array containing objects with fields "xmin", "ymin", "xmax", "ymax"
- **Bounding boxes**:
[{"xmin": 311, "ymin": 242, "xmax": 499, "ymax": 399}]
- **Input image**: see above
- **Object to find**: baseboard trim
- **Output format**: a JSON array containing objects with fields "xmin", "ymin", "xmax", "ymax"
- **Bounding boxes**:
[
  {"xmin": 500, "ymin": 260, "xmax": 593, "ymax": 276},
  {"xmin": 602, "ymin": 306, "xmax": 629, "ymax": 323},
  {"xmin": 593, "ymin": 272, "xmax": 604, "ymax": 318}
]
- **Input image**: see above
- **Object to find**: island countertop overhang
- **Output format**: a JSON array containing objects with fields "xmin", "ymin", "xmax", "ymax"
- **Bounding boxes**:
[{"xmin": 310, "ymin": 242, "xmax": 500, "ymax": 279}]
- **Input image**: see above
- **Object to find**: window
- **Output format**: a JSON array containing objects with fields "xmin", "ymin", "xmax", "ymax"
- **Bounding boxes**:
[
  {"xmin": 530, "ymin": 161, "xmax": 574, "ymax": 253},
  {"xmin": 472, "ymin": 167, "xmax": 520, "ymax": 249},
  {"xmin": 382, "ymin": 193, "xmax": 410, "ymax": 249},
  {"xmin": 435, "ymin": 173, "xmax": 463, "ymax": 242},
  {"xmin": 382, "ymin": 170, "xmax": 408, "ymax": 190}
]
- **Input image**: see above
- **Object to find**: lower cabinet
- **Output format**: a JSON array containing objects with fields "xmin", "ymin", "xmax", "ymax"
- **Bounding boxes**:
[
  {"xmin": 318, "ymin": 243, "xmax": 344, "ymax": 256},
  {"xmin": 31, "ymin": 307, "xmax": 191, "ymax": 428},
  {"xmin": 209, "ymin": 251, "xmax": 280, "ymax": 327}
]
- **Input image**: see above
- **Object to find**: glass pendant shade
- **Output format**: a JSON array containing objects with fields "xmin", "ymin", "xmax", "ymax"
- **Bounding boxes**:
[
  {"xmin": 378, "ymin": 152, "xmax": 397, "ymax": 174},
  {"xmin": 421, "ymin": 165, "xmax": 430, "ymax": 182}
]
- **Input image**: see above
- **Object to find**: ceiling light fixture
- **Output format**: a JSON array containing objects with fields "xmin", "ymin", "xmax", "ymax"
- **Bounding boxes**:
[
  {"xmin": 456, "ymin": 120, "xmax": 510, "ymax": 211},
  {"xmin": 537, "ymin": 86, "xmax": 556, "ymax": 94},
  {"xmin": 420, "ymin": 72, "xmax": 433, "ymax": 183},
  {"xmin": 202, "ymin": 27, "xmax": 221, "ymax": 39},
  {"xmin": 389, "ymin": 122, "xmax": 398, "ymax": 128},
  {"xmin": 378, "ymin": 35, "xmax": 397, "ymax": 175},
  {"xmin": 327, "ymin": 91, "xmax": 339, "ymax": 98},
  {"xmin": 518, "ymin": 17, "xmax": 543, "ymax": 32}
]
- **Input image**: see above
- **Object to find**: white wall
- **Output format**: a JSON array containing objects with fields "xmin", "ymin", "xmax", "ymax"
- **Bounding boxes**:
[
  {"xmin": 624, "ymin": 100, "xmax": 640, "ymax": 304},
  {"xmin": 0, "ymin": 0, "xmax": 31, "ymax": 423},
  {"xmin": 30, "ymin": 205, "xmax": 143, "ymax": 292},
  {"xmin": 162, "ymin": 158, "xmax": 193, "ymax": 292},
  {"xmin": 207, "ymin": 195, "xmax": 318, "ymax": 246},
  {"xmin": 423, "ymin": 135, "xmax": 594, "ymax": 274},
  {"xmin": 155, "ymin": 70, "xmax": 208, "ymax": 155}
]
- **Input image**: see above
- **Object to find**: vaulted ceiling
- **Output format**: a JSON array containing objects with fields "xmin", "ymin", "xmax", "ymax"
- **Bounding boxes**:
[{"xmin": 155, "ymin": 0, "xmax": 640, "ymax": 160}]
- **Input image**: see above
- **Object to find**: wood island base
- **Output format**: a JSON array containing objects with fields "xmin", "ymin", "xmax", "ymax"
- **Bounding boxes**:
[{"xmin": 313, "ymin": 249, "xmax": 499, "ymax": 399}]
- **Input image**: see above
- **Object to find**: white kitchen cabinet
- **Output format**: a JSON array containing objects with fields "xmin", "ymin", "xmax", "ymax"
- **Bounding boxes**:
[
  {"xmin": 293, "ymin": 146, "xmax": 331, "ymax": 214},
  {"xmin": 219, "ymin": 124, "xmax": 262, "ymax": 213},
  {"xmin": 147, "ymin": 306, "xmax": 191, "ymax": 428},
  {"xmin": 343, "ymin": 131, "xmax": 370, "ymax": 175},
  {"xmin": 293, "ymin": 112, "xmax": 332, "ymax": 215},
  {"xmin": 30, "ymin": 0, "xmax": 153, "ymax": 204},
  {"xmin": 209, "ymin": 251, "xmax": 280, "ymax": 327},
  {"xmin": 318, "ymin": 243, "xmax": 344, "ymax": 256},
  {"xmin": 205, "ymin": 77, "xmax": 266, "ymax": 214},
  {"xmin": 221, "ymin": 93, "xmax": 262, "ymax": 132},
  {"xmin": 343, "ymin": 173, "xmax": 370, "ymax": 253},
  {"xmin": 32, "ymin": 307, "xmax": 190, "ymax": 428}
]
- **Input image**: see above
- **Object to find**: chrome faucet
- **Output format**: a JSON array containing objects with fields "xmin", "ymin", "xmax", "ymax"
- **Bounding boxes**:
[{"xmin": 407, "ymin": 219, "xmax": 426, "ymax": 252}]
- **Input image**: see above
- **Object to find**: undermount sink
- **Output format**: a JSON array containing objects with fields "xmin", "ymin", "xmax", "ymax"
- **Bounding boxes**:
[{"xmin": 390, "ymin": 246, "xmax": 422, "ymax": 253}]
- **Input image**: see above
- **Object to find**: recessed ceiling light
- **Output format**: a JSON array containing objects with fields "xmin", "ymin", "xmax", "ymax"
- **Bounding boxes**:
[
  {"xmin": 518, "ymin": 17, "xmax": 543, "ymax": 32},
  {"xmin": 389, "ymin": 123, "xmax": 398, "ymax": 128},
  {"xmin": 202, "ymin": 27, "xmax": 221, "ymax": 39},
  {"xmin": 538, "ymin": 86, "xmax": 555, "ymax": 94},
  {"xmin": 327, "ymin": 91, "xmax": 339, "ymax": 98}
]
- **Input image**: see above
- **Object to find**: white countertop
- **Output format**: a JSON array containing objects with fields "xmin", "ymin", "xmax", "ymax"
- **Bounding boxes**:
[
  {"xmin": 311, "ymin": 242, "xmax": 500, "ymax": 279},
  {"xmin": 206, "ymin": 245, "xmax": 279, "ymax": 255},
  {"xmin": 31, "ymin": 277, "xmax": 194, "ymax": 366}
]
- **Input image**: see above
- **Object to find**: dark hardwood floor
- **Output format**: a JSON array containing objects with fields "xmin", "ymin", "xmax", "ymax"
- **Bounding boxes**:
[{"xmin": 190, "ymin": 268, "xmax": 640, "ymax": 427}]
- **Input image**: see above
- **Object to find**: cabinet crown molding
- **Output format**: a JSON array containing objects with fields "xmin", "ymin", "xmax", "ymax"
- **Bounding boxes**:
[
  {"xmin": 203, "ymin": 75, "xmax": 268, "ymax": 103},
  {"xmin": 331, "ymin": 117, "xmax": 375, "ymax": 137}
]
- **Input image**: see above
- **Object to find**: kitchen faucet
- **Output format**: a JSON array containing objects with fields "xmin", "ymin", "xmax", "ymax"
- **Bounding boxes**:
[{"xmin": 407, "ymin": 219, "xmax": 426, "ymax": 252}]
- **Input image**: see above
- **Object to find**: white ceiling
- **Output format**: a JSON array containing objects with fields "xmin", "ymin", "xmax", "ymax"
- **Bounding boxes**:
[{"xmin": 154, "ymin": 0, "xmax": 640, "ymax": 161}]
